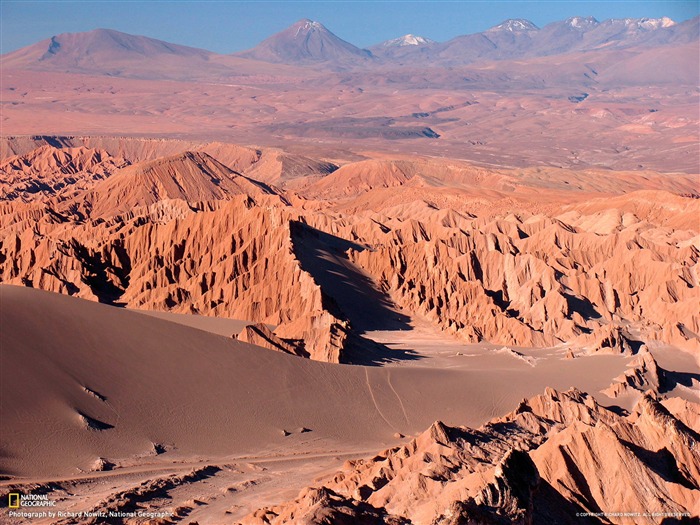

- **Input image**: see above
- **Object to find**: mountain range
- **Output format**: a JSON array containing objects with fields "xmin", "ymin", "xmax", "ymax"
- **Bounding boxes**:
[
  {"xmin": 2, "ymin": 15, "xmax": 697, "ymax": 76},
  {"xmin": 1, "ymin": 14, "xmax": 697, "ymax": 173}
]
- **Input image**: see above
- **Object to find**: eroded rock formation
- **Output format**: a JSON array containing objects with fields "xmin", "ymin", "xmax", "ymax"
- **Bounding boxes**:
[
  {"xmin": 602, "ymin": 347, "xmax": 665, "ymax": 397},
  {"xmin": 1, "ymin": 143, "xmax": 698, "ymax": 363},
  {"xmin": 240, "ymin": 388, "xmax": 700, "ymax": 524}
]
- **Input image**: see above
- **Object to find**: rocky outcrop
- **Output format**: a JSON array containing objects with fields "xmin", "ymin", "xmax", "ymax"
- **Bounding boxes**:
[
  {"xmin": 274, "ymin": 311, "xmax": 349, "ymax": 363},
  {"xmin": 0, "ymin": 145, "xmax": 128, "ymax": 202},
  {"xmin": 579, "ymin": 324, "xmax": 643, "ymax": 355},
  {"xmin": 69, "ymin": 151, "xmax": 279, "ymax": 219},
  {"xmin": 532, "ymin": 393, "xmax": 700, "ymax": 521},
  {"xmin": 0, "ymin": 197, "xmax": 350, "ymax": 362},
  {"xmin": 236, "ymin": 323, "xmax": 306, "ymax": 357},
  {"xmin": 246, "ymin": 487, "xmax": 405, "ymax": 525},
  {"xmin": 602, "ymin": 347, "xmax": 665, "ymax": 397},
  {"xmin": 240, "ymin": 389, "xmax": 700, "ymax": 524},
  {"xmin": 346, "ymin": 209, "xmax": 699, "ymax": 351}
]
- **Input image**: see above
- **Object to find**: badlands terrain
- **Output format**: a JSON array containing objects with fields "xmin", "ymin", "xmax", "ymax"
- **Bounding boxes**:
[{"xmin": 1, "ymin": 14, "xmax": 699, "ymax": 525}]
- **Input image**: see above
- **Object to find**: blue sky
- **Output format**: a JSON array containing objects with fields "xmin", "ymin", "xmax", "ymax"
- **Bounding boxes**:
[{"xmin": 1, "ymin": 1, "xmax": 698, "ymax": 53}]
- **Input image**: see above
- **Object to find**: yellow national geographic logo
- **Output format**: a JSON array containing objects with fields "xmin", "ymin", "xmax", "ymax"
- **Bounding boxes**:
[{"xmin": 8, "ymin": 493, "xmax": 20, "ymax": 508}]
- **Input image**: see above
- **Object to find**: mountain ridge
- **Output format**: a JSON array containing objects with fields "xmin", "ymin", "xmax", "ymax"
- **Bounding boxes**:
[{"xmin": 2, "ymin": 14, "xmax": 696, "ymax": 74}]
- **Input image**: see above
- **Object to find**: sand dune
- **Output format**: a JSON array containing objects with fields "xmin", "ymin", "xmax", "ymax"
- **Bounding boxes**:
[{"xmin": 0, "ymin": 284, "xmax": 649, "ymax": 480}]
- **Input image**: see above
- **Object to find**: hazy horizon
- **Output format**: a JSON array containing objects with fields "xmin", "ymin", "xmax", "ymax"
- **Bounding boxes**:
[{"xmin": 2, "ymin": 0, "xmax": 698, "ymax": 54}]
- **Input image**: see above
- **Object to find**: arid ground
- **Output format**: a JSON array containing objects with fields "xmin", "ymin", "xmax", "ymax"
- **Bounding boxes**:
[{"xmin": 0, "ymin": 15, "xmax": 699, "ymax": 525}]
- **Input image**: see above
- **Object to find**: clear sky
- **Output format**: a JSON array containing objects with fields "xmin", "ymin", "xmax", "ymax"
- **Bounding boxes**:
[{"xmin": 1, "ymin": 1, "xmax": 698, "ymax": 54}]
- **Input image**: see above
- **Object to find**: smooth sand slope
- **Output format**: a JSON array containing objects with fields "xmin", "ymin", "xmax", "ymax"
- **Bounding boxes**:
[
  {"xmin": 130, "ymin": 309, "xmax": 252, "ymax": 338},
  {"xmin": 0, "ymin": 284, "xmax": 636, "ymax": 480}
]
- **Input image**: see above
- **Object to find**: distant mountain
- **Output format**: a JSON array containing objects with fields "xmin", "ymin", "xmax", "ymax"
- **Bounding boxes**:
[
  {"xmin": 578, "ymin": 17, "xmax": 676, "ymax": 47},
  {"xmin": 377, "ymin": 34, "xmax": 435, "ymax": 47},
  {"xmin": 488, "ymin": 19, "xmax": 539, "ymax": 32},
  {"xmin": 235, "ymin": 19, "xmax": 373, "ymax": 67},
  {"xmin": 481, "ymin": 18, "xmax": 540, "ymax": 58},
  {"xmin": 2, "ymin": 15, "xmax": 696, "ymax": 76},
  {"xmin": 398, "ymin": 15, "xmax": 693, "ymax": 66},
  {"xmin": 526, "ymin": 17, "xmax": 600, "ymax": 55},
  {"xmin": 429, "ymin": 20, "xmax": 534, "ymax": 63},
  {"xmin": 525, "ymin": 16, "xmax": 689, "ymax": 57},
  {"xmin": 565, "ymin": 16, "xmax": 600, "ymax": 30},
  {"xmin": 637, "ymin": 14, "xmax": 699, "ymax": 46},
  {"xmin": 1, "ymin": 29, "xmax": 212, "ymax": 74},
  {"xmin": 369, "ymin": 34, "xmax": 437, "ymax": 61},
  {"xmin": 0, "ymin": 28, "xmax": 288, "ymax": 80}
]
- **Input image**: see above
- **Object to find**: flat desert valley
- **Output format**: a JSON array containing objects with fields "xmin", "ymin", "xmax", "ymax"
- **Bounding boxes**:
[{"xmin": 0, "ymin": 13, "xmax": 699, "ymax": 525}]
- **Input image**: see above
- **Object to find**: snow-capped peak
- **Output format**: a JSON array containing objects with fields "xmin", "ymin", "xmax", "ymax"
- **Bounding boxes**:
[
  {"xmin": 565, "ymin": 16, "xmax": 599, "ymax": 29},
  {"xmin": 382, "ymin": 34, "xmax": 435, "ymax": 47},
  {"xmin": 616, "ymin": 17, "xmax": 676, "ymax": 30},
  {"xmin": 638, "ymin": 17, "xmax": 675, "ymax": 30},
  {"xmin": 294, "ymin": 19, "xmax": 325, "ymax": 37},
  {"xmin": 490, "ymin": 19, "xmax": 539, "ymax": 32}
]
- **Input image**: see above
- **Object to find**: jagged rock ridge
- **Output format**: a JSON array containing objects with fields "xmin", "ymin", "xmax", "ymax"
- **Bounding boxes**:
[
  {"xmin": 240, "ymin": 388, "xmax": 700, "ymax": 524},
  {"xmin": 1, "ymin": 144, "xmax": 698, "ymax": 363}
]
